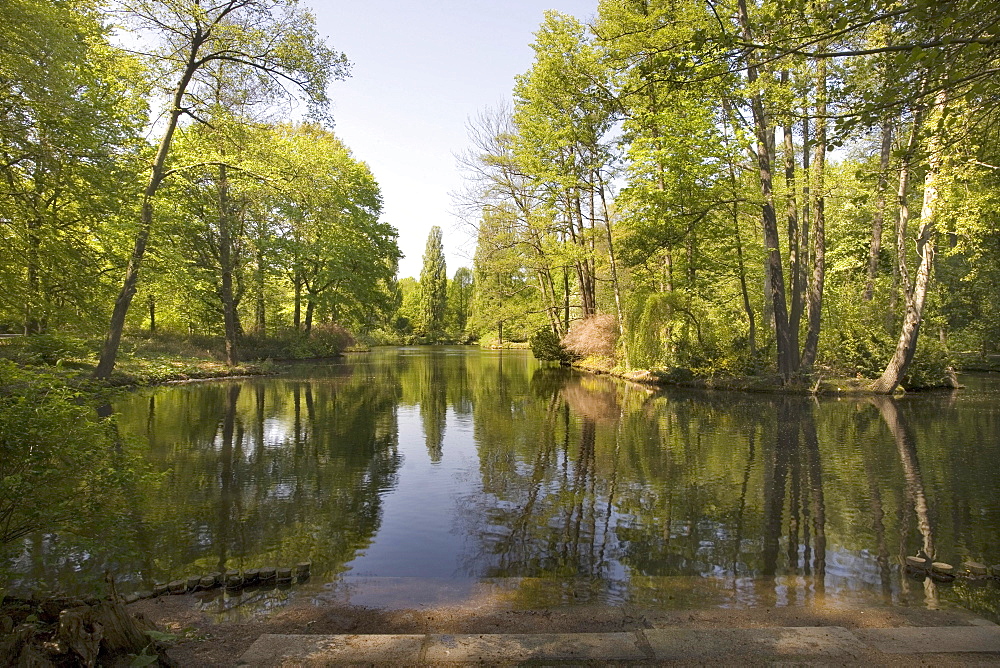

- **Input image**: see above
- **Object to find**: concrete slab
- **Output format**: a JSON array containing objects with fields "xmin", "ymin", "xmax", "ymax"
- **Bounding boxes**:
[
  {"xmin": 644, "ymin": 627, "xmax": 865, "ymax": 661},
  {"xmin": 237, "ymin": 633, "xmax": 424, "ymax": 666},
  {"xmin": 856, "ymin": 626, "xmax": 1000, "ymax": 654},
  {"xmin": 422, "ymin": 631, "xmax": 647, "ymax": 663},
  {"xmin": 237, "ymin": 626, "xmax": 1000, "ymax": 665}
]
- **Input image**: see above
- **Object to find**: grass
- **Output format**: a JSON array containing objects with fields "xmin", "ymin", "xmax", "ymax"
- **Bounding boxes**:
[{"xmin": 0, "ymin": 333, "xmax": 275, "ymax": 397}]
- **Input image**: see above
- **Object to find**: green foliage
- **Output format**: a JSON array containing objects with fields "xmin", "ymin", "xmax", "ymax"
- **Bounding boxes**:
[
  {"xmin": 529, "ymin": 328, "xmax": 576, "ymax": 363},
  {"xmin": 0, "ymin": 334, "xmax": 91, "ymax": 366},
  {"xmin": 447, "ymin": 267, "xmax": 475, "ymax": 339},
  {"xmin": 902, "ymin": 333, "xmax": 954, "ymax": 390},
  {"xmin": 357, "ymin": 327, "xmax": 407, "ymax": 347},
  {"xmin": 0, "ymin": 0, "xmax": 147, "ymax": 335},
  {"xmin": 418, "ymin": 226, "xmax": 448, "ymax": 339},
  {"xmin": 239, "ymin": 323, "xmax": 355, "ymax": 360},
  {"xmin": 0, "ymin": 361, "xmax": 148, "ymax": 547}
]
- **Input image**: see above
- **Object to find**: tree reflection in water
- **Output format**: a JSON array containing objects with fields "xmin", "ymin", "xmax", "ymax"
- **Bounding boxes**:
[
  {"xmin": 8, "ymin": 350, "xmax": 1000, "ymax": 622},
  {"xmin": 458, "ymin": 362, "xmax": 998, "ymax": 616},
  {"xmin": 8, "ymin": 361, "xmax": 403, "ymax": 597}
]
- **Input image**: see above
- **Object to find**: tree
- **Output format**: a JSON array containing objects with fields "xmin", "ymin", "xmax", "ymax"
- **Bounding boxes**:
[
  {"xmin": 513, "ymin": 12, "xmax": 619, "ymax": 321},
  {"xmin": 418, "ymin": 226, "xmax": 448, "ymax": 339},
  {"xmin": 455, "ymin": 105, "xmax": 569, "ymax": 338},
  {"xmin": 0, "ymin": 0, "xmax": 146, "ymax": 335},
  {"xmin": 447, "ymin": 267, "xmax": 475, "ymax": 337},
  {"xmin": 274, "ymin": 124, "xmax": 398, "ymax": 334},
  {"xmin": 93, "ymin": 0, "xmax": 348, "ymax": 378}
]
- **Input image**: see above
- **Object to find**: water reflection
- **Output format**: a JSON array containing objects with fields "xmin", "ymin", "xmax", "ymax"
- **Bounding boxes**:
[
  {"xmin": 6, "ymin": 362, "xmax": 403, "ymax": 596},
  {"xmin": 454, "ymin": 364, "xmax": 1000, "ymax": 616},
  {"xmin": 5, "ymin": 349, "xmax": 1000, "ymax": 622}
]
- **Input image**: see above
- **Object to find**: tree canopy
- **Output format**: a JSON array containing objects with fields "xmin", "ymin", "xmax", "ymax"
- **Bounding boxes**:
[
  {"xmin": 0, "ymin": 0, "xmax": 400, "ymax": 366},
  {"xmin": 460, "ymin": 0, "xmax": 1000, "ymax": 390}
]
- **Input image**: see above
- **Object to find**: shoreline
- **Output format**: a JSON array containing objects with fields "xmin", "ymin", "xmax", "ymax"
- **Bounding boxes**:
[
  {"xmin": 567, "ymin": 357, "xmax": 966, "ymax": 396},
  {"xmin": 125, "ymin": 587, "xmax": 996, "ymax": 666}
]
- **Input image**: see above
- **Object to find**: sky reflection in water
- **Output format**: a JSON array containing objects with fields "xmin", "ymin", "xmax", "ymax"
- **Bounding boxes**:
[{"xmin": 9, "ymin": 347, "xmax": 1000, "ymax": 620}]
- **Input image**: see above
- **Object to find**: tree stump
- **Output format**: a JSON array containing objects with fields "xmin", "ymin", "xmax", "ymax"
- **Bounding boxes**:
[{"xmin": 58, "ymin": 601, "xmax": 156, "ymax": 666}]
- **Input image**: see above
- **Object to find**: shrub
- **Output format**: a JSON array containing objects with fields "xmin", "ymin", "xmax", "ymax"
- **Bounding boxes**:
[
  {"xmin": 0, "ymin": 334, "xmax": 89, "ymax": 365},
  {"xmin": 129, "ymin": 333, "xmax": 221, "ymax": 360},
  {"xmin": 358, "ymin": 328, "xmax": 407, "ymax": 347},
  {"xmin": 240, "ymin": 323, "xmax": 356, "ymax": 360},
  {"xmin": 903, "ymin": 334, "xmax": 954, "ymax": 389},
  {"xmin": 0, "ymin": 361, "xmax": 147, "ymax": 546},
  {"xmin": 529, "ymin": 328, "xmax": 577, "ymax": 363},
  {"xmin": 561, "ymin": 314, "xmax": 618, "ymax": 361}
]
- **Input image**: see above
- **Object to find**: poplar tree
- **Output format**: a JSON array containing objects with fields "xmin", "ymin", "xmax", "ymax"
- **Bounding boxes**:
[{"xmin": 418, "ymin": 226, "xmax": 447, "ymax": 340}]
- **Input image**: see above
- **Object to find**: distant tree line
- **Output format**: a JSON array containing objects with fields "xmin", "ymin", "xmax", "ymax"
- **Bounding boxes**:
[{"xmin": 388, "ymin": 226, "xmax": 476, "ymax": 344}]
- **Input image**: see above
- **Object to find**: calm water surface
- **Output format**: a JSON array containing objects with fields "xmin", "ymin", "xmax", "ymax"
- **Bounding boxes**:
[{"xmin": 10, "ymin": 347, "xmax": 1000, "ymax": 619}]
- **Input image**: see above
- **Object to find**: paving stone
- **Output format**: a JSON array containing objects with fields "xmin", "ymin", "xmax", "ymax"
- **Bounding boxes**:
[
  {"xmin": 856, "ymin": 626, "xmax": 1000, "ymax": 654},
  {"xmin": 644, "ymin": 627, "xmax": 865, "ymax": 661},
  {"xmin": 237, "ymin": 633, "xmax": 424, "ymax": 666},
  {"xmin": 423, "ymin": 632, "xmax": 646, "ymax": 663}
]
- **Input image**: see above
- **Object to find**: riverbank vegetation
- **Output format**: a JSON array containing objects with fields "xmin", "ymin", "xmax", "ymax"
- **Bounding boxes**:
[
  {"xmin": 1, "ymin": 0, "xmax": 401, "ymax": 379},
  {"xmin": 448, "ymin": 0, "xmax": 1000, "ymax": 392},
  {"xmin": 6, "ymin": 0, "xmax": 1000, "ymax": 392}
]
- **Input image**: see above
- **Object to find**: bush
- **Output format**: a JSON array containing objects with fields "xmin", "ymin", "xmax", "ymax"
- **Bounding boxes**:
[
  {"xmin": 358, "ymin": 328, "xmax": 407, "ymax": 347},
  {"xmin": 0, "ymin": 360, "xmax": 147, "ymax": 546},
  {"xmin": 529, "ymin": 328, "xmax": 577, "ymax": 363},
  {"xmin": 827, "ymin": 328, "xmax": 895, "ymax": 377},
  {"xmin": 0, "ymin": 334, "xmax": 90, "ymax": 365},
  {"xmin": 903, "ymin": 333, "xmax": 954, "ymax": 389},
  {"xmin": 561, "ymin": 314, "xmax": 618, "ymax": 361},
  {"xmin": 129, "ymin": 333, "xmax": 221, "ymax": 360},
  {"xmin": 660, "ymin": 367, "xmax": 695, "ymax": 382},
  {"xmin": 240, "ymin": 323, "xmax": 356, "ymax": 360}
]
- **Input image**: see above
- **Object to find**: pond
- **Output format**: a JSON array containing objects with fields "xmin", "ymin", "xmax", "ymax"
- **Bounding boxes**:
[{"xmin": 7, "ymin": 347, "xmax": 1000, "ymax": 620}]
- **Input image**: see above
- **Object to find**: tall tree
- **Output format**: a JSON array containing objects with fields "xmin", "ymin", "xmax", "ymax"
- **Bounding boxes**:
[
  {"xmin": 513, "ymin": 11, "xmax": 618, "ymax": 319},
  {"xmin": 448, "ymin": 267, "xmax": 475, "ymax": 336},
  {"xmin": 93, "ymin": 0, "xmax": 347, "ymax": 378},
  {"xmin": 418, "ymin": 226, "xmax": 448, "ymax": 340},
  {"xmin": 0, "ymin": 0, "xmax": 145, "ymax": 334}
]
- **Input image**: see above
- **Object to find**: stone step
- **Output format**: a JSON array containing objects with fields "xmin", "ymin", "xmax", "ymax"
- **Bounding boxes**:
[
  {"xmin": 855, "ymin": 626, "xmax": 1000, "ymax": 654},
  {"xmin": 235, "ymin": 625, "xmax": 1000, "ymax": 665}
]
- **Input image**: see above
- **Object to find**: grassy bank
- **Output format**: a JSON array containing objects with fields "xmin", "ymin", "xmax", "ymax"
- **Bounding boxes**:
[
  {"xmin": 0, "ymin": 335, "xmax": 275, "ymax": 397},
  {"xmin": 0, "ymin": 327, "xmax": 370, "ymax": 394}
]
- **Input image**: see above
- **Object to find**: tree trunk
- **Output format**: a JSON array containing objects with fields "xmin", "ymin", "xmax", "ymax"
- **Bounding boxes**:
[
  {"xmin": 597, "ymin": 178, "xmax": 624, "ymax": 336},
  {"xmin": 562, "ymin": 267, "xmax": 570, "ymax": 332},
  {"xmin": 872, "ymin": 93, "xmax": 944, "ymax": 394},
  {"xmin": 93, "ymin": 41, "xmax": 203, "ymax": 379},
  {"xmin": 538, "ymin": 269, "xmax": 562, "ymax": 336},
  {"xmin": 782, "ymin": 90, "xmax": 803, "ymax": 358},
  {"xmin": 864, "ymin": 121, "xmax": 894, "ymax": 301},
  {"xmin": 217, "ymin": 164, "xmax": 240, "ymax": 366},
  {"xmin": 736, "ymin": 0, "xmax": 794, "ymax": 380},
  {"xmin": 148, "ymin": 295, "xmax": 156, "ymax": 334},
  {"xmin": 801, "ymin": 56, "xmax": 827, "ymax": 370},
  {"xmin": 801, "ymin": 117, "xmax": 811, "ymax": 277},
  {"xmin": 293, "ymin": 272, "xmax": 302, "ymax": 330},
  {"xmin": 304, "ymin": 299, "xmax": 315, "ymax": 334},
  {"xmin": 723, "ymin": 99, "xmax": 757, "ymax": 358},
  {"xmin": 254, "ymin": 249, "xmax": 266, "ymax": 334},
  {"xmin": 734, "ymin": 203, "xmax": 757, "ymax": 358},
  {"xmin": 24, "ymin": 217, "xmax": 43, "ymax": 334}
]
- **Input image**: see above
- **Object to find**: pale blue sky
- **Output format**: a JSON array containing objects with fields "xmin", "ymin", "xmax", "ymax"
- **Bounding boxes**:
[{"xmin": 309, "ymin": 1, "xmax": 599, "ymax": 279}]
